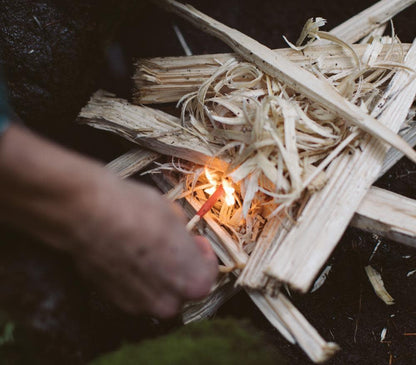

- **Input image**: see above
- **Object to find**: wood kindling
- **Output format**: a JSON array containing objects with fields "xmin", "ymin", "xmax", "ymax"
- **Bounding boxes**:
[
  {"xmin": 151, "ymin": 172, "xmax": 339, "ymax": 363},
  {"xmin": 352, "ymin": 187, "xmax": 416, "ymax": 248},
  {"xmin": 105, "ymin": 148, "xmax": 159, "ymax": 178},
  {"xmin": 326, "ymin": 0, "xmax": 416, "ymax": 44},
  {"xmin": 86, "ymin": 1, "xmax": 416, "ymax": 363},
  {"xmin": 149, "ymin": 0, "xmax": 416, "ymax": 292},
  {"xmin": 155, "ymin": 0, "xmax": 416, "ymax": 164},
  {"xmin": 134, "ymin": 43, "xmax": 412, "ymax": 104},
  {"xmin": 78, "ymin": 90, "xmax": 228, "ymax": 171},
  {"xmin": 85, "ymin": 92, "xmax": 416, "ymax": 251},
  {"xmin": 266, "ymin": 40, "xmax": 416, "ymax": 292}
]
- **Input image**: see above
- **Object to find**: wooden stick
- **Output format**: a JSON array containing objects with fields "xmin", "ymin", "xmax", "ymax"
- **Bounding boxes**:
[
  {"xmin": 134, "ymin": 43, "xmax": 411, "ymax": 104},
  {"xmin": 183, "ymin": 276, "xmax": 241, "ymax": 324},
  {"xmin": 78, "ymin": 90, "xmax": 228, "ymax": 171},
  {"xmin": 236, "ymin": 216, "xmax": 288, "ymax": 292},
  {"xmin": 266, "ymin": 41, "xmax": 416, "ymax": 292},
  {"xmin": 105, "ymin": 148, "xmax": 159, "ymax": 178},
  {"xmin": 352, "ymin": 187, "xmax": 416, "ymax": 248},
  {"xmin": 156, "ymin": 0, "xmax": 416, "ymax": 164},
  {"xmin": 186, "ymin": 184, "xmax": 225, "ymax": 231},
  {"xmin": 326, "ymin": 0, "xmax": 416, "ymax": 44},
  {"xmin": 379, "ymin": 121, "xmax": 416, "ymax": 177}
]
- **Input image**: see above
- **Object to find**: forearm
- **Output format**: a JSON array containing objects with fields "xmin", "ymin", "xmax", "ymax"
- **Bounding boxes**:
[{"xmin": 0, "ymin": 123, "xmax": 110, "ymax": 253}]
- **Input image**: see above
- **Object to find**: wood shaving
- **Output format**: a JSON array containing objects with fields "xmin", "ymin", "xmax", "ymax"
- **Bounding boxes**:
[{"xmin": 365, "ymin": 265, "xmax": 395, "ymax": 305}]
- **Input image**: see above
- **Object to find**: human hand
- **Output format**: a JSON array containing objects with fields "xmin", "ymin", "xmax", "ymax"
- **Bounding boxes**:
[
  {"xmin": 72, "ymin": 176, "xmax": 218, "ymax": 318},
  {"xmin": 0, "ymin": 124, "xmax": 218, "ymax": 318}
]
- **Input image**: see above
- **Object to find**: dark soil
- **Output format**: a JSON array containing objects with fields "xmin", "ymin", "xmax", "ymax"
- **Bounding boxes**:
[{"xmin": 0, "ymin": 0, "xmax": 416, "ymax": 364}]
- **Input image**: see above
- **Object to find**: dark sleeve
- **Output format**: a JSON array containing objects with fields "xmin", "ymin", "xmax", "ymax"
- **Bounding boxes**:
[{"xmin": 0, "ymin": 71, "xmax": 10, "ymax": 134}]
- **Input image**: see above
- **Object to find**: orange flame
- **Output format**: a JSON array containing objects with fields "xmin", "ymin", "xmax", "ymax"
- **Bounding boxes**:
[
  {"xmin": 222, "ymin": 179, "xmax": 235, "ymax": 206},
  {"xmin": 204, "ymin": 168, "xmax": 219, "ymax": 195},
  {"xmin": 204, "ymin": 168, "xmax": 235, "ymax": 207}
]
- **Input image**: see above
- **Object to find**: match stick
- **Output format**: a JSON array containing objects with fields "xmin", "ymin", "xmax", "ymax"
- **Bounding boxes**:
[{"xmin": 186, "ymin": 184, "xmax": 225, "ymax": 231}]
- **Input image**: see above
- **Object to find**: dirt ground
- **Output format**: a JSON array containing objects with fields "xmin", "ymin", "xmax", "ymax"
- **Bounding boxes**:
[{"xmin": 1, "ymin": 0, "xmax": 416, "ymax": 364}]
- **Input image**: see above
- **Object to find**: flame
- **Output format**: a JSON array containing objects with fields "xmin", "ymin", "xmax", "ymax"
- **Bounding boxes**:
[
  {"xmin": 203, "ymin": 168, "xmax": 235, "ymax": 207},
  {"xmin": 204, "ymin": 168, "xmax": 219, "ymax": 195},
  {"xmin": 205, "ymin": 186, "xmax": 217, "ymax": 195},
  {"xmin": 222, "ymin": 179, "xmax": 235, "ymax": 206},
  {"xmin": 205, "ymin": 168, "xmax": 218, "ymax": 185}
]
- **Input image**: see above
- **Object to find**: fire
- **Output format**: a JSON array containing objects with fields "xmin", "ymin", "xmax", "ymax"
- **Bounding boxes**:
[
  {"xmin": 204, "ymin": 168, "xmax": 219, "ymax": 195},
  {"xmin": 203, "ymin": 168, "xmax": 235, "ymax": 207},
  {"xmin": 222, "ymin": 179, "xmax": 235, "ymax": 206}
]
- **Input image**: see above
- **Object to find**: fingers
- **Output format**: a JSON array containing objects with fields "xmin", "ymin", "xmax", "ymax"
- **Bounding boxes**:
[
  {"xmin": 194, "ymin": 235, "xmax": 217, "ymax": 261},
  {"xmin": 74, "ymin": 180, "xmax": 220, "ymax": 319},
  {"xmin": 173, "ymin": 236, "xmax": 218, "ymax": 301},
  {"xmin": 169, "ymin": 201, "xmax": 188, "ymax": 224}
]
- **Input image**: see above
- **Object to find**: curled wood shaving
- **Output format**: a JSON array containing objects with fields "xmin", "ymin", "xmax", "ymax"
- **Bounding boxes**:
[{"xmin": 365, "ymin": 265, "xmax": 395, "ymax": 305}]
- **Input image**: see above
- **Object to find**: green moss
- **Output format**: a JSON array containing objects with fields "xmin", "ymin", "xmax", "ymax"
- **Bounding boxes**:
[{"xmin": 89, "ymin": 318, "xmax": 287, "ymax": 365}]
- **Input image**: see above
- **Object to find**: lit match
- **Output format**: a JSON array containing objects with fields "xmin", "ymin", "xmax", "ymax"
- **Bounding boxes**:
[
  {"xmin": 186, "ymin": 169, "xmax": 235, "ymax": 231},
  {"xmin": 186, "ymin": 184, "xmax": 225, "ymax": 231}
]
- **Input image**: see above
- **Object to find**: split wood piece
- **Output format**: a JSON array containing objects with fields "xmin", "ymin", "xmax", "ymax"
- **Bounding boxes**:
[
  {"xmin": 105, "ymin": 148, "xmax": 159, "ymax": 178},
  {"xmin": 151, "ymin": 173, "xmax": 339, "ymax": 363},
  {"xmin": 239, "ymin": 183, "xmax": 416, "ymax": 291},
  {"xmin": 325, "ymin": 0, "xmax": 416, "ymax": 44},
  {"xmin": 236, "ymin": 216, "xmax": 290, "ymax": 292},
  {"xmin": 78, "ymin": 90, "xmax": 228, "ymax": 171},
  {"xmin": 380, "ymin": 122, "xmax": 416, "ymax": 177},
  {"xmin": 240, "ymin": 123, "xmax": 416, "ymax": 290},
  {"xmin": 156, "ymin": 0, "xmax": 416, "ymax": 164},
  {"xmin": 249, "ymin": 291, "xmax": 340, "ymax": 363},
  {"xmin": 266, "ymin": 41, "xmax": 416, "ymax": 292},
  {"xmin": 183, "ymin": 276, "xmax": 240, "ymax": 324},
  {"xmin": 352, "ymin": 187, "xmax": 416, "ymax": 248},
  {"xmin": 134, "ymin": 43, "xmax": 411, "ymax": 104}
]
